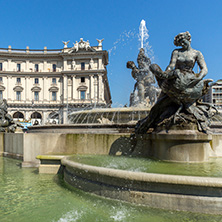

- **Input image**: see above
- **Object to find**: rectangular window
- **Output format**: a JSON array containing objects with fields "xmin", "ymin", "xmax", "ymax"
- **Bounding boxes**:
[
  {"xmin": 53, "ymin": 64, "xmax": 56, "ymax": 72},
  {"xmin": 80, "ymin": 91, "xmax": 86, "ymax": 100},
  {"xmin": 52, "ymin": 92, "xmax": 56, "ymax": 101},
  {"xmin": 17, "ymin": 78, "xmax": 21, "ymax": 83},
  {"xmin": 17, "ymin": 64, "xmax": 21, "ymax": 72},
  {"xmin": 34, "ymin": 92, "xmax": 39, "ymax": 101},
  {"xmin": 16, "ymin": 91, "xmax": 21, "ymax": 101},
  {"xmin": 0, "ymin": 91, "xmax": 3, "ymax": 100},
  {"xmin": 35, "ymin": 64, "xmax": 39, "ymax": 72},
  {"xmin": 0, "ymin": 77, "xmax": 2, "ymax": 83},
  {"xmin": 81, "ymin": 77, "xmax": 85, "ymax": 83},
  {"xmin": 81, "ymin": 62, "xmax": 85, "ymax": 70},
  {"xmin": 52, "ymin": 78, "xmax": 56, "ymax": 84},
  {"xmin": 35, "ymin": 78, "xmax": 39, "ymax": 84},
  {"xmin": 0, "ymin": 63, "xmax": 2, "ymax": 71}
]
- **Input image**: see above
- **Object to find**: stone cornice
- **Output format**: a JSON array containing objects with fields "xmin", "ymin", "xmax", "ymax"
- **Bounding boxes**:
[
  {"xmin": 7, "ymin": 102, "xmax": 99, "ymax": 109},
  {"xmin": 60, "ymin": 50, "xmax": 107, "ymax": 57},
  {"xmin": 0, "ymin": 52, "xmax": 63, "ymax": 59},
  {"xmin": 0, "ymin": 71, "xmax": 62, "ymax": 77},
  {"xmin": 61, "ymin": 69, "xmax": 106, "ymax": 75},
  {"xmin": 8, "ymin": 103, "xmax": 63, "ymax": 108}
]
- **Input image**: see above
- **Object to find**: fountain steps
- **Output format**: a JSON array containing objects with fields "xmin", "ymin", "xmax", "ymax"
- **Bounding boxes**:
[{"xmin": 36, "ymin": 155, "xmax": 65, "ymax": 174}]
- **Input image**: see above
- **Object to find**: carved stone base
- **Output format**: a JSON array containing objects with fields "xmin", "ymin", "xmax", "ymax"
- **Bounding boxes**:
[{"xmin": 132, "ymin": 126, "xmax": 212, "ymax": 162}]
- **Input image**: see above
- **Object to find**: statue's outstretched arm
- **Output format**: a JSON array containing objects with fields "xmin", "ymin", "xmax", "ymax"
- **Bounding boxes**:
[{"xmin": 196, "ymin": 51, "xmax": 208, "ymax": 79}]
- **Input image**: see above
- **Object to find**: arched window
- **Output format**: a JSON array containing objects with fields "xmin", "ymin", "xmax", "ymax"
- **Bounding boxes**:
[
  {"xmin": 13, "ymin": 111, "xmax": 24, "ymax": 119},
  {"xmin": 31, "ymin": 112, "xmax": 42, "ymax": 119}
]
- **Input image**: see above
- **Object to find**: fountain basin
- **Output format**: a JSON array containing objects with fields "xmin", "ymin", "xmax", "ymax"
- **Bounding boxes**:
[
  {"xmin": 132, "ymin": 129, "xmax": 212, "ymax": 162},
  {"xmin": 62, "ymin": 156, "xmax": 222, "ymax": 215},
  {"xmin": 68, "ymin": 107, "xmax": 150, "ymax": 124}
]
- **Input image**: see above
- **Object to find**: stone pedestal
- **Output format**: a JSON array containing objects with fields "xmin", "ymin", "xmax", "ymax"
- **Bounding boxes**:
[{"xmin": 133, "ymin": 127, "xmax": 213, "ymax": 162}]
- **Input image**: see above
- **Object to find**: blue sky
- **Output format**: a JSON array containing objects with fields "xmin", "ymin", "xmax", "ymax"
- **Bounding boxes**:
[{"xmin": 0, "ymin": 0, "xmax": 222, "ymax": 107}]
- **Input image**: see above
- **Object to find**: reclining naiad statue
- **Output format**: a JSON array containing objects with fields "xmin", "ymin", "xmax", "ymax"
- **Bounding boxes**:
[{"xmin": 135, "ymin": 31, "xmax": 217, "ymax": 134}]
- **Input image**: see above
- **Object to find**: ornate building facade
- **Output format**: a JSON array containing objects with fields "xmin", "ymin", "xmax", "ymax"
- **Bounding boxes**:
[
  {"xmin": 0, "ymin": 38, "xmax": 111, "ymax": 124},
  {"xmin": 204, "ymin": 79, "xmax": 222, "ymax": 112}
]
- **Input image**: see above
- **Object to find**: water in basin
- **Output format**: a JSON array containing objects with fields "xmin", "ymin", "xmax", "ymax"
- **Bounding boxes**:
[
  {"xmin": 69, "ymin": 155, "xmax": 222, "ymax": 177},
  {"xmin": 1, "ymin": 157, "xmax": 222, "ymax": 222}
]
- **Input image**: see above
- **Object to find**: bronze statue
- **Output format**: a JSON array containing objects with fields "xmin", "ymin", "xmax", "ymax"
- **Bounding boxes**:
[
  {"xmin": 135, "ymin": 31, "xmax": 216, "ymax": 134},
  {"xmin": 0, "ymin": 99, "xmax": 21, "ymax": 133},
  {"xmin": 127, "ymin": 48, "xmax": 158, "ymax": 106}
]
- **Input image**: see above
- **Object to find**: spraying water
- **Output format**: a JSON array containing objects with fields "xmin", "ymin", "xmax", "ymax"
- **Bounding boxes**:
[
  {"xmin": 139, "ymin": 19, "xmax": 154, "ymax": 61},
  {"xmin": 108, "ymin": 30, "xmax": 136, "ymax": 57},
  {"xmin": 139, "ymin": 19, "xmax": 149, "ymax": 49}
]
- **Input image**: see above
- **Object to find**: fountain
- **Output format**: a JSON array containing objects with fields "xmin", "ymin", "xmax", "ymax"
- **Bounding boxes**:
[
  {"xmin": 2, "ymin": 21, "xmax": 222, "ymax": 219},
  {"xmin": 60, "ymin": 30, "xmax": 222, "ymax": 215}
]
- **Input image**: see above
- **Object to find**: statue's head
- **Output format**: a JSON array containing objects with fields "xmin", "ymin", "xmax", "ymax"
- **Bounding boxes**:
[
  {"xmin": 137, "ymin": 48, "xmax": 151, "ymax": 69},
  {"xmin": 174, "ymin": 31, "xmax": 191, "ymax": 47},
  {"xmin": 139, "ymin": 48, "xmax": 145, "ymax": 54}
]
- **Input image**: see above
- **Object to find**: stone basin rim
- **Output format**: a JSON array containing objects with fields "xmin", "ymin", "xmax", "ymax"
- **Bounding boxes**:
[{"xmin": 61, "ymin": 156, "xmax": 222, "ymax": 187}]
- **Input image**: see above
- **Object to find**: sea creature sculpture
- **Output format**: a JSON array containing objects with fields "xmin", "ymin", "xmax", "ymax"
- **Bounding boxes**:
[{"xmin": 135, "ymin": 31, "xmax": 216, "ymax": 133}]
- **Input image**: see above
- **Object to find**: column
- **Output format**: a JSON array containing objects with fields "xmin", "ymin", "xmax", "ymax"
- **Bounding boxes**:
[
  {"xmin": 63, "ymin": 59, "xmax": 68, "ymax": 71},
  {"xmin": 26, "ymin": 77, "xmax": 31, "ymax": 102},
  {"xmin": 94, "ymin": 75, "xmax": 98, "ymax": 103},
  {"xmin": 68, "ymin": 76, "xmax": 72, "ymax": 101},
  {"xmin": 98, "ymin": 75, "xmax": 103, "ymax": 101},
  {"xmin": 59, "ymin": 76, "xmax": 63, "ymax": 103},
  {"xmin": 63, "ymin": 75, "xmax": 68, "ymax": 124},
  {"xmin": 8, "ymin": 76, "xmax": 13, "ymax": 101},
  {"xmin": 43, "ymin": 77, "xmax": 48, "ymax": 102},
  {"xmin": 7, "ymin": 59, "xmax": 11, "ymax": 71},
  {"xmin": 25, "ymin": 76, "xmax": 27, "ymax": 103},
  {"xmin": 72, "ymin": 75, "xmax": 76, "ymax": 100},
  {"xmin": 89, "ymin": 75, "xmax": 93, "ymax": 101},
  {"xmin": 64, "ymin": 75, "xmax": 68, "ymax": 101},
  {"xmin": 5, "ymin": 76, "xmax": 8, "ymax": 99},
  {"xmin": 98, "ymin": 58, "xmax": 102, "ymax": 69},
  {"xmin": 25, "ymin": 111, "xmax": 29, "ymax": 121},
  {"xmin": 23, "ymin": 76, "xmax": 28, "ymax": 103},
  {"xmin": 101, "ymin": 75, "xmax": 104, "ymax": 101},
  {"xmin": 43, "ymin": 61, "xmax": 47, "ymax": 72},
  {"xmin": 40, "ymin": 77, "xmax": 44, "ymax": 102},
  {"xmin": 26, "ymin": 60, "xmax": 29, "ymax": 72},
  {"xmin": 42, "ymin": 111, "xmax": 48, "ymax": 125}
]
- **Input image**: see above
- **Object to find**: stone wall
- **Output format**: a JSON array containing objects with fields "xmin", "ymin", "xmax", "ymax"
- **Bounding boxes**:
[
  {"xmin": 8, "ymin": 132, "xmax": 128, "ymax": 167},
  {"xmin": 3, "ymin": 133, "xmax": 23, "ymax": 160},
  {"xmin": 0, "ymin": 133, "xmax": 3, "ymax": 156},
  {"xmin": 2, "ymin": 131, "xmax": 222, "ymax": 167}
]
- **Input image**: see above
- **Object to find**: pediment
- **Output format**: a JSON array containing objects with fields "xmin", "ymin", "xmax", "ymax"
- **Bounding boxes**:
[
  {"xmin": 68, "ymin": 38, "xmax": 96, "ymax": 54},
  {"xmin": 0, "ymin": 85, "xmax": 5, "ymax": 91},
  {"xmin": 68, "ymin": 47, "xmax": 96, "ymax": 54},
  {"xmin": 77, "ymin": 85, "xmax": 88, "ymax": 91},
  {"xmin": 31, "ymin": 86, "xmax": 41, "ymax": 92},
  {"xmin": 13, "ymin": 86, "xmax": 23, "ymax": 92},
  {"xmin": 49, "ymin": 86, "xmax": 59, "ymax": 92}
]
